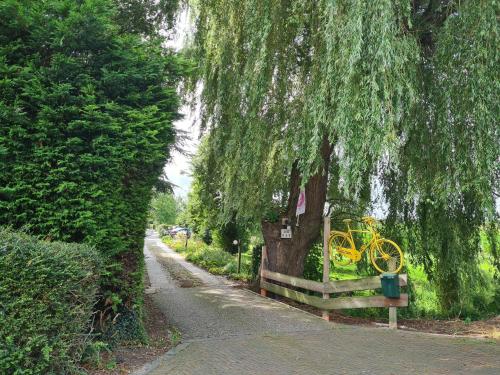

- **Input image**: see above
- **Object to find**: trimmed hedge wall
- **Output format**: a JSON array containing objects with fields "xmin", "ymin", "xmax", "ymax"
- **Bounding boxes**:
[
  {"xmin": 0, "ymin": 228, "xmax": 101, "ymax": 374},
  {"xmin": 0, "ymin": 0, "xmax": 183, "ymax": 326}
]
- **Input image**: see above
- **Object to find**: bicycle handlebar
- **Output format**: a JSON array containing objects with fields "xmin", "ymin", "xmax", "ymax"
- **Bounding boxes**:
[{"xmin": 361, "ymin": 216, "xmax": 377, "ymax": 224}]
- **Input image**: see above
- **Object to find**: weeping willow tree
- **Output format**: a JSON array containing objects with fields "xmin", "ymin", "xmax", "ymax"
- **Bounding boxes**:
[
  {"xmin": 383, "ymin": 0, "xmax": 499, "ymax": 313},
  {"xmin": 187, "ymin": 0, "xmax": 498, "ymax": 313}
]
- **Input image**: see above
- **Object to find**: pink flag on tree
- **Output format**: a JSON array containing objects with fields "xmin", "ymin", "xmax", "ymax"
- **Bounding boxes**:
[{"xmin": 296, "ymin": 189, "xmax": 306, "ymax": 216}]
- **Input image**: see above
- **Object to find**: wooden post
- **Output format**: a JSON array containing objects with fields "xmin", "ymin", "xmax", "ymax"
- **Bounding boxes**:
[
  {"xmin": 389, "ymin": 307, "xmax": 397, "ymax": 329},
  {"xmin": 322, "ymin": 215, "xmax": 331, "ymax": 321},
  {"xmin": 388, "ymin": 258, "xmax": 397, "ymax": 329},
  {"xmin": 260, "ymin": 246, "xmax": 268, "ymax": 297}
]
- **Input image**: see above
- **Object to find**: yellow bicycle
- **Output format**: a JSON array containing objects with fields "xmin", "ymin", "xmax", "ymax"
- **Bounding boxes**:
[{"xmin": 329, "ymin": 216, "xmax": 404, "ymax": 274}]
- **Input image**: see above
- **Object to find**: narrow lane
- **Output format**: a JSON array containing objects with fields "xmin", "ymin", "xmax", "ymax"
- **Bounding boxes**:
[
  {"xmin": 144, "ymin": 231, "xmax": 330, "ymax": 340},
  {"xmin": 141, "ymin": 232, "xmax": 500, "ymax": 375}
]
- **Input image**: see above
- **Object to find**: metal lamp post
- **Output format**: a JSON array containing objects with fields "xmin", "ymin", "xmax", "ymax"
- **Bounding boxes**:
[{"xmin": 233, "ymin": 239, "xmax": 241, "ymax": 273}]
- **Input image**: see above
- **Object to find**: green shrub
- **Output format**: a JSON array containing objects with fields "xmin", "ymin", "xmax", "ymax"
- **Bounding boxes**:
[
  {"xmin": 251, "ymin": 245, "xmax": 262, "ymax": 280},
  {"xmin": 157, "ymin": 224, "xmax": 171, "ymax": 237},
  {"xmin": 163, "ymin": 237, "xmax": 252, "ymax": 281},
  {"xmin": 186, "ymin": 246, "xmax": 234, "ymax": 269},
  {"xmin": 149, "ymin": 193, "xmax": 180, "ymax": 227},
  {"xmin": 0, "ymin": 228, "xmax": 101, "ymax": 374},
  {"xmin": 303, "ymin": 243, "xmax": 323, "ymax": 282},
  {"xmin": 202, "ymin": 229, "xmax": 213, "ymax": 245},
  {"xmin": 0, "ymin": 0, "xmax": 184, "ymax": 324}
]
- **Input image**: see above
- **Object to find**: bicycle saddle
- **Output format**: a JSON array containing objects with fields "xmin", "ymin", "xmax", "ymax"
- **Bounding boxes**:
[{"xmin": 342, "ymin": 219, "xmax": 353, "ymax": 224}]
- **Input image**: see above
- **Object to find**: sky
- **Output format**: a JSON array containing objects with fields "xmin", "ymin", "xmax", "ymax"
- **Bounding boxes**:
[
  {"xmin": 166, "ymin": 104, "xmax": 199, "ymax": 198},
  {"xmin": 164, "ymin": 9, "xmax": 198, "ymax": 199}
]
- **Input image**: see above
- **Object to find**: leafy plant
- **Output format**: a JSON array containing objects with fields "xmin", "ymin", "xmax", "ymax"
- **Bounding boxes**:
[
  {"xmin": 0, "ymin": 0, "xmax": 185, "ymax": 330},
  {"xmin": 303, "ymin": 243, "xmax": 324, "ymax": 282},
  {"xmin": 0, "ymin": 228, "xmax": 101, "ymax": 374},
  {"xmin": 186, "ymin": 0, "xmax": 498, "ymax": 314},
  {"xmin": 149, "ymin": 192, "xmax": 182, "ymax": 226},
  {"xmin": 81, "ymin": 341, "xmax": 111, "ymax": 369},
  {"xmin": 202, "ymin": 229, "xmax": 213, "ymax": 245},
  {"xmin": 163, "ymin": 237, "xmax": 253, "ymax": 281},
  {"xmin": 169, "ymin": 327, "xmax": 182, "ymax": 346},
  {"xmin": 251, "ymin": 245, "xmax": 262, "ymax": 281}
]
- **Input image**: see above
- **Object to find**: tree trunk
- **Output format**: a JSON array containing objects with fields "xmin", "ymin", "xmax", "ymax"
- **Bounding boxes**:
[{"xmin": 261, "ymin": 136, "xmax": 332, "ymax": 276}]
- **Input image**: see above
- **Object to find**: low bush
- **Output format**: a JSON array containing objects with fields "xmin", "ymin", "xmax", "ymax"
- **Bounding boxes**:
[
  {"xmin": 187, "ymin": 245, "xmax": 234, "ymax": 270},
  {"xmin": 163, "ymin": 236, "xmax": 252, "ymax": 281},
  {"xmin": 0, "ymin": 228, "xmax": 101, "ymax": 374},
  {"xmin": 250, "ymin": 245, "xmax": 262, "ymax": 280},
  {"xmin": 156, "ymin": 224, "xmax": 171, "ymax": 237},
  {"xmin": 303, "ymin": 243, "xmax": 324, "ymax": 282},
  {"xmin": 202, "ymin": 229, "xmax": 213, "ymax": 245}
]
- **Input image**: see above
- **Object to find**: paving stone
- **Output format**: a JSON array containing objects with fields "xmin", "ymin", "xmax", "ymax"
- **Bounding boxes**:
[{"xmin": 140, "ymin": 232, "xmax": 500, "ymax": 375}]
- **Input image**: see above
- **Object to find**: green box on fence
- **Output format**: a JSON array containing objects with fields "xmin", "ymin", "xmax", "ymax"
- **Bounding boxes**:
[{"xmin": 380, "ymin": 273, "xmax": 400, "ymax": 298}]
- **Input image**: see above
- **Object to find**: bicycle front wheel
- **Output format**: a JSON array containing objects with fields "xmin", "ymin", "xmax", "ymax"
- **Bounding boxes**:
[
  {"xmin": 370, "ymin": 239, "xmax": 403, "ymax": 273},
  {"xmin": 329, "ymin": 231, "xmax": 354, "ymax": 267}
]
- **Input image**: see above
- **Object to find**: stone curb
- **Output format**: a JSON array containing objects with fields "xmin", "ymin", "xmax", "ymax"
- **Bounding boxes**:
[{"xmin": 131, "ymin": 342, "xmax": 190, "ymax": 375}]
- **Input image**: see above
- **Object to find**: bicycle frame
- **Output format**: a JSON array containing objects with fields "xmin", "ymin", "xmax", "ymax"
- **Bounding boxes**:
[
  {"xmin": 330, "ymin": 217, "xmax": 404, "ymax": 273},
  {"xmin": 343, "ymin": 222, "xmax": 381, "ymax": 255}
]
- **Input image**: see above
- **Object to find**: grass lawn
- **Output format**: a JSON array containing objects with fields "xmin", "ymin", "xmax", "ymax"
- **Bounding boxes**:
[{"xmin": 327, "ymin": 260, "xmax": 441, "ymax": 319}]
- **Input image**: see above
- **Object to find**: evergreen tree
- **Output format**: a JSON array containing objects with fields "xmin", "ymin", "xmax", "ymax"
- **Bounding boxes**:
[{"xmin": 0, "ymin": 0, "xmax": 185, "ymax": 328}]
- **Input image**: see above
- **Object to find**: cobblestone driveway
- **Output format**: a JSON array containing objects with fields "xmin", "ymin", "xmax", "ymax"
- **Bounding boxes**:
[{"xmin": 139, "ymin": 232, "xmax": 499, "ymax": 375}]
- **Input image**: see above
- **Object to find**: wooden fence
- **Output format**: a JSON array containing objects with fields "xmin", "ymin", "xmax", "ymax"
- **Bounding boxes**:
[{"xmin": 260, "ymin": 216, "xmax": 408, "ymax": 329}]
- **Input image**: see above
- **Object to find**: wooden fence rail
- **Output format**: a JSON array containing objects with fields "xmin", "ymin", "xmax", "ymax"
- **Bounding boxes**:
[
  {"xmin": 260, "ymin": 216, "xmax": 409, "ymax": 329},
  {"xmin": 260, "ymin": 272, "xmax": 408, "ymax": 310},
  {"xmin": 261, "ymin": 269, "xmax": 407, "ymax": 295}
]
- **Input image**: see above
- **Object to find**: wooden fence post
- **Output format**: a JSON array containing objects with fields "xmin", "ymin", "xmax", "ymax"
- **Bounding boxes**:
[
  {"xmin": 322, "ymin": 216, "xmax": 331, "ymax": 321},
  {"xmin": 260, "ymin": 245, "xmax": 268, "ymax": 297},
  {"xmin": 389, "ymin": 307, "xmax": 397, "ymax": 329},
  {"xmin": 389, "ymin": 259, "xmax": 397, "ymax": 329}
]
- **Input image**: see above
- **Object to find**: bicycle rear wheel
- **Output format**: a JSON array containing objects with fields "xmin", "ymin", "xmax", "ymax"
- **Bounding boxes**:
[
  {"xmin": 370, "ymin": 239, "xmax": 403, "ymax": 273},
  {"xmin": 329, "ymin": 231, "xmax": 355, "ymax": 267}
]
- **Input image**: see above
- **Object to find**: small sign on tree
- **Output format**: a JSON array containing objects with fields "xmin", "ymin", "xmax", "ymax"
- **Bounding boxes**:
[{"xmin": 281, "ymin": 218, "xmax": 292, "ymax": 238}]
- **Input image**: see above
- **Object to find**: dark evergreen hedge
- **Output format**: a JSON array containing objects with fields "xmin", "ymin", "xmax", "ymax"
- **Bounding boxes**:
[
  {"xmin": 0, "ymin": 0, "xmax": 183, "ymax": 323},
  {"xmin": 0, "ymin": 227, "xmax": 101, "ymax": 374}
]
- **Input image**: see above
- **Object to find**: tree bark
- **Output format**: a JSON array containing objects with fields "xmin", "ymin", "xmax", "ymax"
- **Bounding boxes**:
[{"xmin": 261, "ymin": 135, "xmax": 332, "ymax": 276}]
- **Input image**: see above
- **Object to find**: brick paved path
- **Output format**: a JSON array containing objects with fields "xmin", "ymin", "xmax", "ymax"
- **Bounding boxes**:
[{"xmin": 139, "ymin": 232, "xmax": 500, "ymax": 375}]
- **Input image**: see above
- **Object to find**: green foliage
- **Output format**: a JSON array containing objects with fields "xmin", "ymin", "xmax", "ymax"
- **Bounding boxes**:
[
  {"xmin": 163, "ymin": 236, "xmax": 253, "ymax": 281},
  {"xmin": 113, "ymin": 0, "xmax": 181, "ymax": 36},
  {"xmin": 303, "ymin": 243, "xmax": 323, "ymax": 282},
  {"xmin": 381, "ymin": 0, "xmax": 499, "ymax": 314},
  {"xmin": 149, "ymin": 192, "xmax": 180, "ymax": 226},
  {"xmin": 182, "ymin": 139, "xmax": 219, "ymax": 234},
  {"xmin": 188, "ymin": 0, "xmax": 418, "ymax": 222},
  {"xmin": 81, "ymin": 341, "xmax": 111, "ymax": 370},
  {"xmin": 0, "ymin": 0, "xmax": 184, "ymax": 324},
  {"xmin": 184, "ymin": 137, "xmax": 253, "ymax": 253},
  {"xmin": 0, "ymin": 228, "xmax": 101, "ymax": 374},
  {"xmin": 251, "ymin": 244, "xmax": 262, "ymax": 281},
  {"xmin": 212, "ymin": 220, "xmax": 244, "ymax": 254},
  {"xmin": 169, "ymin": 327, "xmax": 182, "ymax": 346},
  {"xmin": 188, "ymin": 0, "xmax": 499, "ymax": 315},
  {"xmin": 201, "ymin": 229, "xmax": 213, "ymax": 245},
  {"xmin": 103, "ymin": 308, "xmax": 147, "ymax": 345}
]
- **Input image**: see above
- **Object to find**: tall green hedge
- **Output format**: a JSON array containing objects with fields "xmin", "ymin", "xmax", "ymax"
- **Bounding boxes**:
[
  {"xmin": 0, "ymin": 227, "xmax": 101, "ymax": 374},
  {"xmin": 0, "ymin": 0, "xmax": 183, "ymax": 324}
]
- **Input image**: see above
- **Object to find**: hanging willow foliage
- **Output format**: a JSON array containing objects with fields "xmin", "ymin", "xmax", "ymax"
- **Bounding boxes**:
[
  {"xmin": 190, "ymin": 0, "xmax": 419, "ymax": 218},
  {"xmin": 383, "ymin": 0, "xmax": 499, "ymax": 312},
  {"xmin": 188, "ymin": 0, "xmax": 499, "ymax": 313}
]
